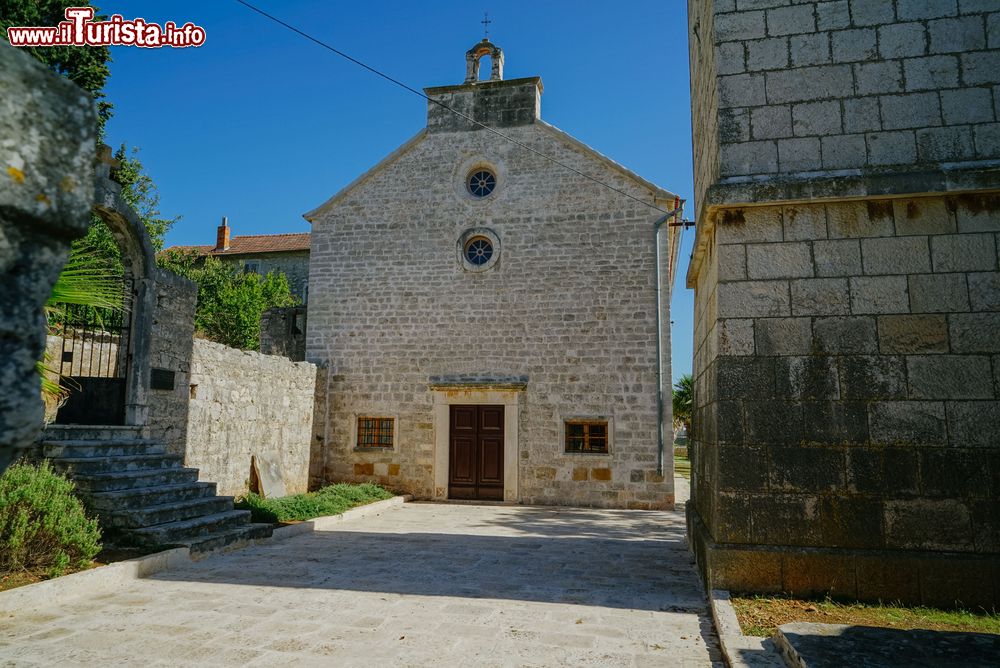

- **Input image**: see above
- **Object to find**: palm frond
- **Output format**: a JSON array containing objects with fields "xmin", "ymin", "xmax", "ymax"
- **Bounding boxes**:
[{"xmin": 47, "ymin": 243, "xmax": 126, "ymax": 312}]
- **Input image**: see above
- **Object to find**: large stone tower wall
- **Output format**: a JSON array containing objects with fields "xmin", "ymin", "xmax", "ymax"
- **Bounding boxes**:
[{"xmin": 687, "ymin": 0, "xmax": 1000, "ymax": 607}]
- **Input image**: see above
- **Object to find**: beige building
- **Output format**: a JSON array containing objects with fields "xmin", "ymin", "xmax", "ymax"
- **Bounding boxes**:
[
  {"xmin": 304, "ymin": 40, "xmax": 683, "ymax": 509},
  {"xmin": 165, "ymin": 217, "xmax": 310, "ymax": 303}
]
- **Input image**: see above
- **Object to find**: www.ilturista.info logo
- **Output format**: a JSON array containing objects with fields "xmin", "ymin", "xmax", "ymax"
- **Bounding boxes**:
[{"xmin": 6, "ymin": 7, "xmax": 206, "ymax": 48}]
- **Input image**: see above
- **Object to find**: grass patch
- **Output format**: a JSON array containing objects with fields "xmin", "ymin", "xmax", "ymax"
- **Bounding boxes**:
[
  {"xmin": 732, "ymin": 594, "xmax": 1000, "ymax": 637},
  {"xmin": 235, "ymin": 483, "xmax": 394, "ymax": 523},
  {"xmin": 674, "ymin": 455, "xmax": 691, "ymax": 480}
]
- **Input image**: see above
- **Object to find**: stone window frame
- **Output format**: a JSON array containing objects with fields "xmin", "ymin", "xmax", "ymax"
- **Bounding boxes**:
[
  {"xmin": 430, "ymin": 385, "xmax": 521, "ymax": 502},
  {"xmin": 243, "ymin": 260, "xmax": 261, "ymax": 274},
  {"xmin": 453, "ymin": 156, "xmax": 506, "ymax": 204},
  {"xmin": 561, "ymin": 416, "xmax": 614, "ymax": 456},
  {"xmin": 457, "ymin": 227, "xmax": 501, "ymax": 273},
  {"xmin": 352, "ymin": 414, "xmax": 398, "ymax": 452}
]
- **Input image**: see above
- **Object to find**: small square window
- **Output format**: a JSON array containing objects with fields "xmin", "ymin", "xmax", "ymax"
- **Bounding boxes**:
[
  {"xmin": 244, "ymin": 261, "xmax": 260, "ymax": 274},
  {"xmin": 565, "ymin": 420, "xmax": 609, "ymax": 454},
  {"xmin": 357, "ymin": 417, "xmax": 394, "ymax": 449}
]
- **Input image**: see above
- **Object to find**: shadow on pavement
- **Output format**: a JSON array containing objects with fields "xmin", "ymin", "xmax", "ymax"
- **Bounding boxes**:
[{"xmin": 151, "ymin": 504, "xmax": 707, "ymax": 614}]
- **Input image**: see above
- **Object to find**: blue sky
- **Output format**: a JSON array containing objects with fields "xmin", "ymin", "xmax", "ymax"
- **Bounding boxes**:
[{"xmin": 100, "ymin": 0, "xmax": 696, "ymax": 382}]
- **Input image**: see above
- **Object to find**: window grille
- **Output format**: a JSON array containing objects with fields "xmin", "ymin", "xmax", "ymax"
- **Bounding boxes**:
[{"xmin": 357, "ymin": 417, "xmax": 394, "ymax": 449}]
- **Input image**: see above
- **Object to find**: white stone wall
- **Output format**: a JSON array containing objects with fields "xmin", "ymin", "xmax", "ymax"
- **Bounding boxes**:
[
  {"xmin": 307, "ymin": 122, "xmax": 674, "ymax": 509},
  {"xmin": 185, "ymin": 338, "xmax": 317, "ymax": 497}
]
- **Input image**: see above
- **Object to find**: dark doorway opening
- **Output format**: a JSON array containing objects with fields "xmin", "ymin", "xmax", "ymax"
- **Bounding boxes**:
[
  {"xmin": 448, "ymin": 404, "xmax": 504, "ymax": 500},
  {"xmin": 52, "ymin": 279, "xmax": 133, "ymax": 425}
]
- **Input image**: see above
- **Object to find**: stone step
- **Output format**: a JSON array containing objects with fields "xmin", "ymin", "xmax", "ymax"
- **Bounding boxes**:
[
  {"xmin": 73, "ymin": 467, "xmax": 200, "ymax": 493},
  {"xmin": 131, "ymin": 510, "xmax": 254, "ymax": 546},
  {"xmin": 49, "ymin": 453, "xmax": 183, "ymax": 476},
  {"xmin": 188, "ymin": 523, "xmax": 274, "ymax": 554},
  {"xmin": 42, "ymin": 439, "xmax": 167, "ymax": 458},
  {"xmin": 104, "ymin": 496, "xmax": 236, "ymax": 529},
  {"xmin": 88, "ymin": 481, "xmax": 218, "ymax": 511},
  {"xmin": 42, "ymin": 425, "xmax": 145, "ymax": 441}
]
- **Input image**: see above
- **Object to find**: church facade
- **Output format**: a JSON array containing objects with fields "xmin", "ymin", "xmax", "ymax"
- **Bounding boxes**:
[{"xmin": 304, "ymin": 41, "xmax": 682, "ymax": 509}]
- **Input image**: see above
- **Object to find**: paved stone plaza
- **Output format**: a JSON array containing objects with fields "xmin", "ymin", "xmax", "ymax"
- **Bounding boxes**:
[{"xmin": 0, "ymin": 500, "xmax": 720, "ymax": 667}]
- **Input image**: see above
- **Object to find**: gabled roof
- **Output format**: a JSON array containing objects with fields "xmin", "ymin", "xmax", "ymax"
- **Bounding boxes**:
[
  {"xmin": 302, "ymin": 123, "xmax": 678, "ymax": 222},
  {"xmin": 535, "ymin": 121, "xmax": 679, "ymax": 203},
  {"xmin": 304, "ymin": 129, "xmax": 429, "ymax": 222},
  {"xmin": 163, "ymin": 232, "xmax": 310, "ymax": 257}
]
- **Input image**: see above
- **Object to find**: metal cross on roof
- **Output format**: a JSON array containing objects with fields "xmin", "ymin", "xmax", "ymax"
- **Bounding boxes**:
[{"xmin": 481, "ymin": 12, "xmax": 491, "ymax": 39}]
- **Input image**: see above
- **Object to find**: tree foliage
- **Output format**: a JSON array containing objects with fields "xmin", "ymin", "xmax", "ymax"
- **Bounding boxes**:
[
  {"xmin": 0, "ymin": 0, "xmax": 113, "ymax": 134},
  {"xmin": 158, "ymin": 251, "xmax": 298, "ymax": 351},
  {"xmin": 672, "ymin": 373, "xmax": 693, "ymax": 431},
  {"xmin": 2, "ymin": 3, "xmax": 176, "ymax": 263},
  {"xmin": 80, "ymin": 144, "xmax": 179, "ymax": 275}
]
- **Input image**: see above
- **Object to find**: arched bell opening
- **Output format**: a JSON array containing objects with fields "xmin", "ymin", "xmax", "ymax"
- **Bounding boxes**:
[{"xmin": 464, "ymin": 39, "xmax": 505, "ymax": 84}]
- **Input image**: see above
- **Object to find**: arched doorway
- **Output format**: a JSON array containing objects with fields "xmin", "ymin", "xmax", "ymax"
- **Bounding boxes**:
[{"xmin": 50, "ymin": 149, "xmax": 155, "ymax": 427}]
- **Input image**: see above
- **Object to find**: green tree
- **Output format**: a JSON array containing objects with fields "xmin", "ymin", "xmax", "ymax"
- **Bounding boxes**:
[
  {"xmin": 0, "ymin": 0, "xmax": 113, "ymax": 134},
  {"xmin": 2, "ymin": 2, "xmax": 176, "ymax": 263},
  {"xmin": 80, "ymin": 144, "xmax": 179, "ymax": 274},
  {"xmin": 672, "ymin": 373, "xmax": 693, "ymax": 436},
  {"xmin": 158, "ymin": 251, "xmax": 298, "ymax": 351}
]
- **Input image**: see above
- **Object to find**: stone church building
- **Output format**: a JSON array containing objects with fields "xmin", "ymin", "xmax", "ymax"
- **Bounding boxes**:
[{"xmin": 304, "ymin": 40, "xmax": 683, "ymax": 508}]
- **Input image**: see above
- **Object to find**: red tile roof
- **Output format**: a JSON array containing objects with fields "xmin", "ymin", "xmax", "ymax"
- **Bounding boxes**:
[{"xmin": 164, "ymin": 233, "xmax": 310, "ymax": 257}]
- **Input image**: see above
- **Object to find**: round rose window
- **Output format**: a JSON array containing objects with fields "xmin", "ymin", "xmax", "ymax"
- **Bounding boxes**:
[
  {"xmin": 465, "ymin": 237, "xmax": 494, "ymax": 265},
  {"xmin": 467, "ymin": 169, "xmax": 496, "ymax": 198}
]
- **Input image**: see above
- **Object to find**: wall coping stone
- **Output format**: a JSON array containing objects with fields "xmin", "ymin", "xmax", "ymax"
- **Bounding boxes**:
[
  {"xmin": 709, "ymin": 589, "xmax": 787, "ymax": 668},
  {"xmin": 687, "ymin": 163, "xmax": 1000, "ymax": 288},
  {"xmin": 424, "ymin": 76, "xmax": 543, "ymax": 96}
]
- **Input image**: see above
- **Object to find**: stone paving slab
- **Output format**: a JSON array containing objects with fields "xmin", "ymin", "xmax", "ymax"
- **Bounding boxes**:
[
  {"xmin": 0, "ymin": 500, "xmax": 722, "ymax": 666},
  {"xmin": 775, "ymin": 622, "xmax": 1000, "ymax": 668}
]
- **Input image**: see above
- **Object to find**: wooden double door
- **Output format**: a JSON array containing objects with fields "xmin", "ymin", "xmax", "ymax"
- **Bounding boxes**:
[{"xmin": 449, "ymin": 405, "xmax": 504, "ymax": 500}]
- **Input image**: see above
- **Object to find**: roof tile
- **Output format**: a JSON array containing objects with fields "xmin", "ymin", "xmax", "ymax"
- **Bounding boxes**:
[{"xmin": 164, "ymin": 233, "xmax": 310, "ymax": 257}]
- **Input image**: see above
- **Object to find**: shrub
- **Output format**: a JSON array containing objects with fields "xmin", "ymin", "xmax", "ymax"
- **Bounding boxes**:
[
  {"xmin": 236, "ymin": 483, "xmax": 394, "ymax": 523},
  {"xmin": 157, "ymin": 251, "xmax": 298, "ymax": 351},
  {"xmin": 0, "ymin": 461, "xmax": 101, "ymax": 577}
]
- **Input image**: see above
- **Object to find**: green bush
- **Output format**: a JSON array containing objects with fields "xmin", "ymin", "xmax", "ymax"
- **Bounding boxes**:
[
  {"xmin": 236, "ymin": 483, "xmax": 394, "ymax": 523},
  {"xmin": 0, "ymin": 461, "xmax": 102, "ymax": 577}
]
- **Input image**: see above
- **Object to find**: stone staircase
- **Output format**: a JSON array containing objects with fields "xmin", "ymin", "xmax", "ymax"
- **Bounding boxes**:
[{"xmin": 40, "ymin": 425, "xmax": 272, "ymax": 553}]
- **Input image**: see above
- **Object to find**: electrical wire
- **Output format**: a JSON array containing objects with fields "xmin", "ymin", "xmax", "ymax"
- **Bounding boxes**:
[{"xmin": 233, "ymin": 0, "xmax": 674, "ymax": 215}]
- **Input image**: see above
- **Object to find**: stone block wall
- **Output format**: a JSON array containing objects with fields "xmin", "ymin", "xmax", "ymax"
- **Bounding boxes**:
[
  {"xmin": 691, "ymin": 0, "xmax": 1000, "ymax": 212},
  {"xmin": 185, "ymin": 338, "xmax": 317, "ymax": 497},
  {"xmin": 260, "ymin": 306, "xmax": 307, "ymax": 362},
  {"xmin": 689, "ymin": 195, "xmax": 1000, "ymax": 606},
  {"xmin": 146, "ymin": 268, "xmax": 197, "ymax": 454},
  {"xmin": 687, "ymin": 0, "xmax": 1000, "ymax": 607}
]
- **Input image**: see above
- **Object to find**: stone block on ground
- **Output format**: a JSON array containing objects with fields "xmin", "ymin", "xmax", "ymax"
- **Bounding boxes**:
[{"xmin": 775, "ymin": 623, "xmax": 1000, "ymax": 668}]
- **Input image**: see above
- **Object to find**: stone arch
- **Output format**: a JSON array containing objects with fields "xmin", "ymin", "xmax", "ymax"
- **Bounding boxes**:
[
  {"xmin": 87, "ymin": 149, "xmax": 156, "ymax": 427},
  {"xmin": 464, "ymin": 39, "xmax": 504, "ymax": 83}
]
